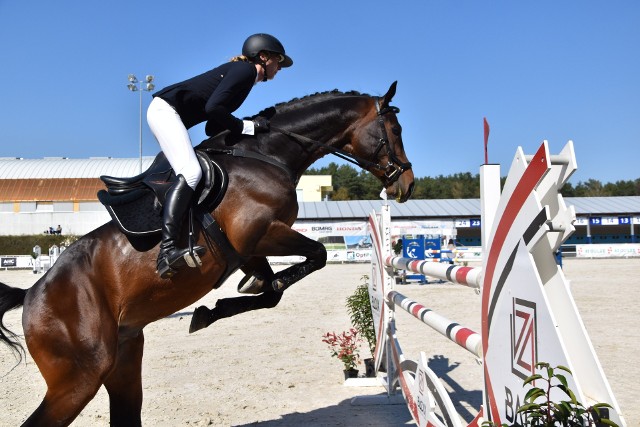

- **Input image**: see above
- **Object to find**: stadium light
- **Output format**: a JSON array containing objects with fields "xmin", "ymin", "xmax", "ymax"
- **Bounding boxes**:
[{"xmin": 127, "ymin": 74, "xmax": 155, "ymax": 173}]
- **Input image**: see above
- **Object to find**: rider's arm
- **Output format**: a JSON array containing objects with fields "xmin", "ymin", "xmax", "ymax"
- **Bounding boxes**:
[{"xmin": 204, "ymin": 64, "xmax": 255, "ymax": 135}]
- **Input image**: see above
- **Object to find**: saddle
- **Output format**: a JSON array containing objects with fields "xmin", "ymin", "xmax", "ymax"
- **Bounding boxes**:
[
  {"xmin": 98, "ymin": 150, "xmax": 227, "ymax": 237},
  {"xmin": 99, "ymin": 149, "xmax": 249, "ymax": 287}
]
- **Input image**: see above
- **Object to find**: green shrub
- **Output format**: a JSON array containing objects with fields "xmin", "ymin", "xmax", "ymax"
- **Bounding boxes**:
[
  {"xmin": 0, "ymin": 235, "xmax": 79, "ymax": 255},
  {"xmin": 482, "ymin": 362, "xmax": 618, "ymax": 427},
  {"xmin": 345, "ymin": 275, "xmax": 376, "ymax": 357}
]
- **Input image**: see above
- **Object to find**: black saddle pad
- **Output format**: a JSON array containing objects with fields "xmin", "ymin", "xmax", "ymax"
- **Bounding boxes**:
[{"xmin": 98, "ymin": 188, "xmax": 164, "ymax": 236}]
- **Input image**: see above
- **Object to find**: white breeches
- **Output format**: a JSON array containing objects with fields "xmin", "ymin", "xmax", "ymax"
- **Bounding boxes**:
[{"xmin": 147, "ymin": 97, "xmax": 202, "ymax": 190}]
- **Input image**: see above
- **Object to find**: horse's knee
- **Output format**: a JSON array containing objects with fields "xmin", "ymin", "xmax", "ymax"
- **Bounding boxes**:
[
  {"xmin": 305, "ymin": 242, "xmax": 327, "ymax": 270},
  {"xmin": 314, "ymin": 245, "xmax": 327, "ymax": 269}
]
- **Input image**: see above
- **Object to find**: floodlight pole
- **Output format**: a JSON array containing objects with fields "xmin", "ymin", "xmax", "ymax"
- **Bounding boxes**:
[{"xmin": 127, "ymin": 74, "xmax": 155, "ymax": 173}]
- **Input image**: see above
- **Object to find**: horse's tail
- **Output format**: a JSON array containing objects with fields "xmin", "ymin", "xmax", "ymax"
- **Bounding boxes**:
[{"xmin": 0, "ymin": 282, "xmax": 27, "ymax": 360}]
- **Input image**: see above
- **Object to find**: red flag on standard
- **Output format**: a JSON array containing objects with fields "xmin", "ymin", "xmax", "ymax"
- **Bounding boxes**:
[{"xmin": 483, "ymin": 117, "xmax": 490, "ymax": 164}]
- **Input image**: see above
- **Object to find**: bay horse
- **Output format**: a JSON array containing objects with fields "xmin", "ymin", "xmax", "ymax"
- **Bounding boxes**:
[{"xmin": 0, "ymin": 81, "xmax": 414, "ymax": 426}]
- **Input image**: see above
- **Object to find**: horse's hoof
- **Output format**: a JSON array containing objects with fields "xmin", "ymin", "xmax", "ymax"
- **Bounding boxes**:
[
  {"xmin": 272, "ymin": 278, "xmax": 286, "ymax": 292},
  {"xmin": 238, "ymin": 277, "xmax": 264, "ymax": 294},
  {"xmin": 189, "ymin": 306, "xmax": 211, "ymax": 333}
]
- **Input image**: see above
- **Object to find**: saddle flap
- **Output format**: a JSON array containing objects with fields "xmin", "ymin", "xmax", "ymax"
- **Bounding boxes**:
[{"xmin": 98, "ymin": 188, "xmax": 163, "ymax": 236}]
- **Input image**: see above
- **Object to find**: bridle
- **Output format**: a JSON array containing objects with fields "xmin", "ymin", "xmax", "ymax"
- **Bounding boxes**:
[
  {"xmin": 371, "ymin": 97, "xmax": 413, "ymax": 186},
  {"xmin": 269, "ymin": 96, "xmax": 412, "ymax": 187}
]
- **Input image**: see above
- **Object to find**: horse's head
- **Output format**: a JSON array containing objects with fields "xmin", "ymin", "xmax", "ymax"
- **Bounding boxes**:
[{"xmin": 347, "ymin": 82, "xmax": 415, "ymax": 202}]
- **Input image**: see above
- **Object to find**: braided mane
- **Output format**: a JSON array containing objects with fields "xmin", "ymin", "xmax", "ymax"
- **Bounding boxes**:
[{"xmin": 255, "ymin": 89, "xmax": 369, "ymax": 117}]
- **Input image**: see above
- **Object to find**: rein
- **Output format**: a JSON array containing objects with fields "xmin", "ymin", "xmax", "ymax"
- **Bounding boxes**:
[
  {"xmin": 269, "ymin": 126, "xmax": 372, "ymax": 168},
  {"xmin": 202, "ymin": 147, "xmax": 297, "ymax": 183}
]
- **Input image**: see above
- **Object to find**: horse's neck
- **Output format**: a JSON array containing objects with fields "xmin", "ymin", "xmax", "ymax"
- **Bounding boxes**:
[
  {"xmin": 277, "ymin": 114, "xmax": 351, "ymax": 178},
  {"xmin": 198, "ymin": 95, "xmax": 367, "ymax": 181},
  {"xmin": 277, "ymin": 100, "xmax": 359, "ymax": 163}
]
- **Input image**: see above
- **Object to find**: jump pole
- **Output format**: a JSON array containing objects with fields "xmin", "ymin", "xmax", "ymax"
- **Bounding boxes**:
[
  {"xmin": 385, "ymin": 256, "xmax": 481, "ymax": 289},
  {"xmin": 387, "ymin": 290, "xmax": 482, "ymax": 358}
]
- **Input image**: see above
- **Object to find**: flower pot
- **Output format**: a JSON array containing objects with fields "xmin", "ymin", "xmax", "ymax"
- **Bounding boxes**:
[
  {"xmin": 343, "ymin": 368, "xmax": 359, "ymax": 380},
  {"xmin": 364, "ymin": 358, "xmax": 376, "ymax": 377}
]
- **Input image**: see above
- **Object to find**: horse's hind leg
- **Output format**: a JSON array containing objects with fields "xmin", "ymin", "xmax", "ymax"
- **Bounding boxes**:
[
  {"xmin": 103, "ymin": 333, "xmax": 144, "ymax": 427},
  {"xmin": 22, "ymin": 321, "xmax": 118, "ymax": 426}
]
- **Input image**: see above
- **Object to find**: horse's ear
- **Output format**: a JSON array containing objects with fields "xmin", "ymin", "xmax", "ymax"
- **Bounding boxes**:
[{"xmin": 381, "ymin": 81, "xmax": 397, "ymax": 107}]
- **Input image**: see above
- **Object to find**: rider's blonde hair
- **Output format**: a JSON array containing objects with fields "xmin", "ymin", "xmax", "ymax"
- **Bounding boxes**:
[{"xmin": 230, "ymin": 55, "xmax": 251, "ymax": 63}]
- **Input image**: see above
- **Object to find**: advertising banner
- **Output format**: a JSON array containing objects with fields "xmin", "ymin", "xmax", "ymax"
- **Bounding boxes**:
[
  {"xmin": 575, "ymin": 244, "xmax": 640, "ymax": 258},
  {"xmin": 1, "ymin": 257, "xmax": 17, "ymax": 268}
]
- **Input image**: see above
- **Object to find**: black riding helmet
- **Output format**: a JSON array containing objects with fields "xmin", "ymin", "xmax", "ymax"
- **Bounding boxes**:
[{"xmin": 242, "ymin": 33, "xmax": 293, "ymax": 68}]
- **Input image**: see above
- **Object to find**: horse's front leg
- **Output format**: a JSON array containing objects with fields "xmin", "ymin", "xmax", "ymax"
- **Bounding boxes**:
[
  {"xmin": 236, "ymin": 256, "xmax": 275, "ymax": 294},
  {"xmin": 255, "ymin": 223, "xmax": 327, "ymax": 292},
  {"xmin": 189, "ymin": 224, "xmax": 326, "ymax": 333},
  {"xmin": 189, "ymin": 290, "xmax": 283, "ymax": 333}
]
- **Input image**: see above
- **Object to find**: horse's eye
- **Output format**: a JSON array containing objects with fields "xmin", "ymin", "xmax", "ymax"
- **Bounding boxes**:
[{"xmin": 392, "ymin": 126, "xmax": 401, "ymax": 136}]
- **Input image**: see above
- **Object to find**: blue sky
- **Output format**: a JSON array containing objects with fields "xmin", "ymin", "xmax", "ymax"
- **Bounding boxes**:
[{"xmin": 1, "ymin": 1, "xmax": 638, "ymax": 184}]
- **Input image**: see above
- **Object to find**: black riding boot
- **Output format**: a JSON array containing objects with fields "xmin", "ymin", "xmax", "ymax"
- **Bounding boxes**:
[{"xmin": 157, "ymin": 175, "xmax": 206, "ymax": 279}]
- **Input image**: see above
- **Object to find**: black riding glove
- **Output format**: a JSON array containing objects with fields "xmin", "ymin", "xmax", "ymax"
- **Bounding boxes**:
[{"xmin": 253, "ymin": 116, "xmax": 270, "ymax": 133}]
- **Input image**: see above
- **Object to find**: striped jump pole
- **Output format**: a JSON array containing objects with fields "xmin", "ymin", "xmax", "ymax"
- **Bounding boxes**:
[
  {"xmin": 384, "ymin": 255, "xmax": 482, "ymax": 289},
  {"xmin": 387, "ymin": 290, "xmax": 482, "ymax": 357}
]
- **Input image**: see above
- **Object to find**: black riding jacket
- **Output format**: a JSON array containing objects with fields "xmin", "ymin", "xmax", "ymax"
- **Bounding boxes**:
[{"xmin": 153, "ymin": 61, "xmax": 257, "ymax": 136}]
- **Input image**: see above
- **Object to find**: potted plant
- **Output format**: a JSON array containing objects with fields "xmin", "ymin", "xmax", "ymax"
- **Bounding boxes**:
[
  {"xmin": 321, "ymin": 328, "xmax": 362, "ymax": 379},
  {"xmin": 345, "ymin": 275, "xmax": 376, "ymax": 377},
  {"xmin": 481, "ymin": 362, "xmax": 618, "ymax": 427}
]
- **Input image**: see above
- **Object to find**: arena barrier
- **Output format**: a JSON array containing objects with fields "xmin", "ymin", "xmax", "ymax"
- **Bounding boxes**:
[{"xmin": 366, "ymin": 141, "xmax": 626, "ymax": 426}]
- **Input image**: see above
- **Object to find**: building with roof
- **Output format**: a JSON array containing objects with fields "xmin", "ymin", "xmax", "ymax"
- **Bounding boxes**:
[
  {"xmin": 296, "ymin": 175, "xmax": 333, "ymax": 201},
  {"xmin": 0, "ymin": 157, "xmax": 155, "ymax": 236},
  {"xmin": 0, "ymin": 157, "xmax": 638, "ymax": 246}
]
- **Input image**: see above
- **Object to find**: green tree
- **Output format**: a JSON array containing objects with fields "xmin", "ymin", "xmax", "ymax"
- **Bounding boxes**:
[
  {"xmin": 331, "ymin": 186, "xmax": 351, "ymax": 201},
  {"xmin": 306, "ymin": 163, "xmax": 638, "ymax": 200},
  {"xmin": 574, "ymin": 179, "xmax": 607, "ymax": 197},
  {"xmin": 561, "ymin": 182, "xmax": 576, "ymax": 197},
  {"xmin": 358, "ymin": 170, "xmax": 384, "ymax": 199}
]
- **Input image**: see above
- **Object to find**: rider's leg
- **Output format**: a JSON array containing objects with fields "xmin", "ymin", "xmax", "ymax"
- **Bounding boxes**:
[
  {"xmin": 156, "ymin": 175, "xmax": 206, "ymax": 278},
  {"xmin": 147, "ymin": 97, "xmax": 205, "ymax": 278},
  {"xmin": 147, "ymin": 96, "xmax": 202, "ymax": 189}
]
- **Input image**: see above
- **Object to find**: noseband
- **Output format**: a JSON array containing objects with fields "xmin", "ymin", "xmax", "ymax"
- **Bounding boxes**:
[{"xmin": 270, "ymin": 96, "xmax": 412, "ymax": 186}]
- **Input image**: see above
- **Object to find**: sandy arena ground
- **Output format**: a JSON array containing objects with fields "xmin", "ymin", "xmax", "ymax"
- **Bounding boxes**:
[{"xmin": 0, "ymin": 258, "xmax": 638, "ymax": 426}]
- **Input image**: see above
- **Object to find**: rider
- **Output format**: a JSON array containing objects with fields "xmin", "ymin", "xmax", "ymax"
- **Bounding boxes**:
[{"xmin": 147, "ymin": 33, "xmax": 293, "ymax": 279}]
